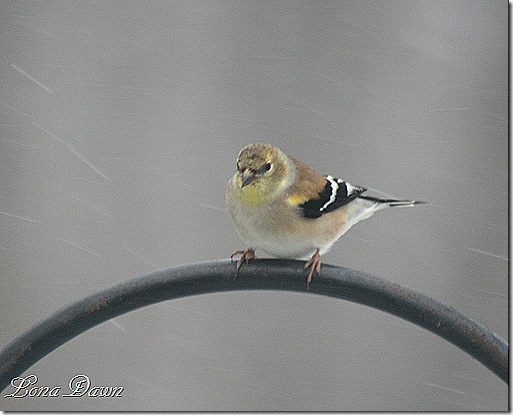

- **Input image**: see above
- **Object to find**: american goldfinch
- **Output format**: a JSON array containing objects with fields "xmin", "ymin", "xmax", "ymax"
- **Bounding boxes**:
[{"xmin": 226, "ymin": 143, "xmax": 424, "ymax": 288}]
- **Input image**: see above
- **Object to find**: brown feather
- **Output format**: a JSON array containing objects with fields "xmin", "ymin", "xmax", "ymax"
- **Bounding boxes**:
[{"xmin": 288, "ymin": 157, "xmax": 326, "ymax": 202}]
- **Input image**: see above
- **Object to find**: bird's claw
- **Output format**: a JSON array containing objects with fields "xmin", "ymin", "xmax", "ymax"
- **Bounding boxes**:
[
  {"xmin": 230, "ymin": 248, "xmax": 256, "ymax": 277},
  {"xmin": 304, "ymin": 249, "xmax": 321, "ymax": 290}
]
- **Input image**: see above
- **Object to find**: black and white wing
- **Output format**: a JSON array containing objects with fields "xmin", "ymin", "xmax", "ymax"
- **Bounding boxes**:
[{"xmin": 299, "ymin": 175, "xmax": 366, "ymax": 219}]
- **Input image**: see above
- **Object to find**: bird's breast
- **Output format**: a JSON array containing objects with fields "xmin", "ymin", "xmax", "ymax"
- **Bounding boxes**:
[{"xmin": 227, "ymin": 195, "xmax": 351, "ymax": 259}]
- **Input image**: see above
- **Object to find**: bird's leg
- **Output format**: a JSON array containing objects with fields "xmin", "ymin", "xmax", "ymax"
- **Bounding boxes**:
[
  {"xmin": 230, "ymin": 248, "xmax": 256, "ymax": 274},
  {"xmin": 304, "ymin": 248, "xmax": 321, "ymax": 289}
]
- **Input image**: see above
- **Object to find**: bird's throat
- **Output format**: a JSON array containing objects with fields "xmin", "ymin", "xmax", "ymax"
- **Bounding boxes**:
[{"xmin": 239, "ymin": 183, "xmax": 272, "ymax": 207}]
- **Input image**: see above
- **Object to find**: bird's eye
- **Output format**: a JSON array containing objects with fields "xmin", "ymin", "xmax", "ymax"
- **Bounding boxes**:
[{"xmin": 265, "ymin": 162, "xmax": 272, "ymax": 171}]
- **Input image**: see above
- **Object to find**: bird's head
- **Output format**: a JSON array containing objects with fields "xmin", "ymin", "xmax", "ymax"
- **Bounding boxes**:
[{"xmin": 232, "ymin": 143, "xmax": 294, "ymax": 205}]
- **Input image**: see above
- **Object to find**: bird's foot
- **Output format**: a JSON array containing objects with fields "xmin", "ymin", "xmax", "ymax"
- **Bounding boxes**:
[
  {"xmin": 230, "ymin": 248, "xmax": 256, "ymax": 277},
  {"xmin": 304, "ymin": 249, "xmax": 321, "ymax": 290}
]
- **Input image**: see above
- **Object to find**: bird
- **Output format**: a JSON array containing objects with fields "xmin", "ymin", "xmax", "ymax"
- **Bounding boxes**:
[{"xmin": 226, "ymin": 143, "xmax": 424, "ymax": 288}]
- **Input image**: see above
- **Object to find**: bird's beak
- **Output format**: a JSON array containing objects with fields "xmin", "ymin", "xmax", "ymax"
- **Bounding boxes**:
[{"xmin": 241, "ymin": 171, "xmax": 255, "ymax": 188}]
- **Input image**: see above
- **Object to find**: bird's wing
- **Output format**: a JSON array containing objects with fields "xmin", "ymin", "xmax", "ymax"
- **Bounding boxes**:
[{"xmin": 298, "ymin": 175, "xmax": 366, "ymax": 219}]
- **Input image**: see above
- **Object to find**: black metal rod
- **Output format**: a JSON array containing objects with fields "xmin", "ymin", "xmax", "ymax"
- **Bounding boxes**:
[{"xmin": 0, "ymin": 259, "xmax": 508, "ymax": 392}]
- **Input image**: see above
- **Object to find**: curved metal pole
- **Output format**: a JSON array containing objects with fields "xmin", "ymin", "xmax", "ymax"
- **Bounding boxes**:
[{"xmin": 0, "ymin": 259, "xmax": 508, "ymax": 392}]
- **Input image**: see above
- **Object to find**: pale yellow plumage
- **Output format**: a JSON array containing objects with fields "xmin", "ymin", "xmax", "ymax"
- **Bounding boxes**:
[{"xmin": 226, "ymin": 143, "xmax": 423, "ymax": 288}]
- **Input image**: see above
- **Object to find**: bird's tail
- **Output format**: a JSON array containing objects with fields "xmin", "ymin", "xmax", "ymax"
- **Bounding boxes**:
[
  {"xmin": 346, "ymin": 195, "xmax": 425, "ymax": 227},
  {"xmin": 359, "ymin": 195, "xmax": 425, "ymax": 208}
]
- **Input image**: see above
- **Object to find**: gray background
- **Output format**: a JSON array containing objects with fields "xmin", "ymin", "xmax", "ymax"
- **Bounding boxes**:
[{"xmin": 0, "ymin": 0, "xmax": 507, "ymax": 411}]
